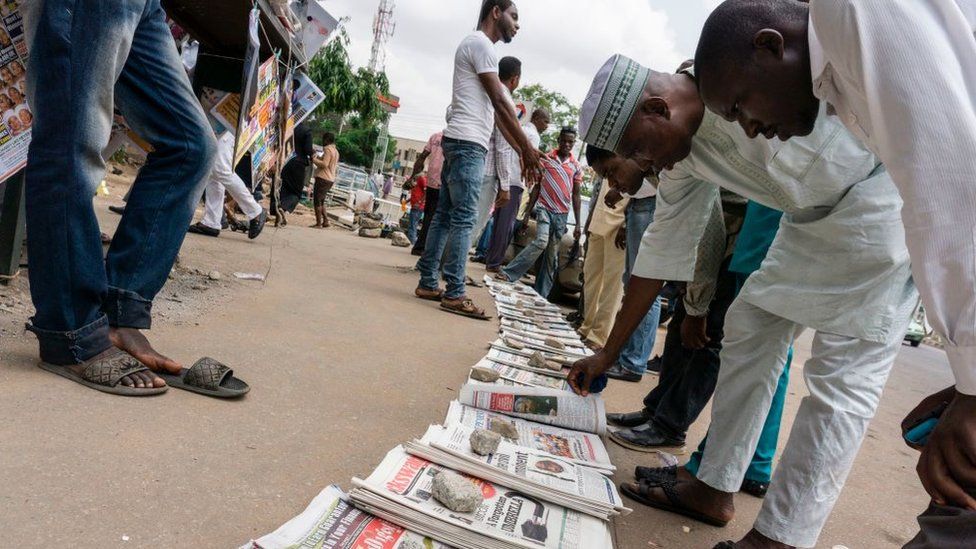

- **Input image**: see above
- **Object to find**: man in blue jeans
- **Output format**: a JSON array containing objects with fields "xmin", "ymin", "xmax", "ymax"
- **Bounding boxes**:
[
  {"xmin": 498, "ymin": 128, "xmax": 583, "ymax": 299},
  {"xmin": 585, "ymin": 145, "xmax": 661, "ymax": 382},
  {"xmin": 23, "ymin": 0, "xmax": 217, "ymax": 395},
  {"xmin": 414, "ymin": 0, "xmax": 540, "ymax": 320}
]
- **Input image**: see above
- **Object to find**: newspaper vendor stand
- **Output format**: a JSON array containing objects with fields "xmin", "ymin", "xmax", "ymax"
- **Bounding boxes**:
[{"xmin": 0, "ymin": 0, "xmax": 308, "ymax": 281}]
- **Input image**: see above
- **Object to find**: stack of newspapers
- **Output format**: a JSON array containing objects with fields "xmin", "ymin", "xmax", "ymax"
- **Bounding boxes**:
[{"xmin": 247, "ymin": 274, "xmax": 620, "ymax": 548}]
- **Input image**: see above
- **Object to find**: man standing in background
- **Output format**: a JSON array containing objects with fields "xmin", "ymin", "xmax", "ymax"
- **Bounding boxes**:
[
  {"xmin": 414, "ymin": 0, "xmax": 540, "ymax": 320},
  {"xmin": 311, "ymin": 131, "xmax": 339, "ymax": 229},
  {"xmin": 405, "ymin": 129, "xmax": 445, "ymax": 256},
  {"xmin": 486, "ymin": 107, "xmax": 550, "ymax": 273}
]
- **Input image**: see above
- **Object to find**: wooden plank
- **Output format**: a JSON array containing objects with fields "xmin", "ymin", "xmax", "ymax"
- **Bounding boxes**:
[{"xmin": 0, "ymin": 170, "xmax": 25, "ymax": 282}]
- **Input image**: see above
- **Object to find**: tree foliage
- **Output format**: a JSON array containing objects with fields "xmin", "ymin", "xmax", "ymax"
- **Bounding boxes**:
[
  {"xmin": 514, "ymin": 83, "xmax": 581, "ymax": 151},
  {"xmin": 308, "ymin": 116, "xmax": 397, "ymax": 169}
]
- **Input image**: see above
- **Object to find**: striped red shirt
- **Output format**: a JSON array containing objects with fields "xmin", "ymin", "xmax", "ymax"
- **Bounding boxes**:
[{"xmin": 538, "ymin": 150, "xmax": 582, "ymax": 214}]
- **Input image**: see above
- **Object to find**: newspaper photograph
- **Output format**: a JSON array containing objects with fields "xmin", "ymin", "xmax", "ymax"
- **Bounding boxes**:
[
  {"xmin": 458, "ymin": 384, "xmax": 607, "ymax": 436},
  {"xmin": 351, "ymin": 447, "xmax": 613, "ymax": 549},
  {"xmin": 444, "ymin": 402, "xmax": 612, "ymax": 473},
  {"xmin": 413, "ymin": 424, "xmax": 628, "ymax": 517},
  {"xmin": 0, "ymin": 1, "xmax": 30, "ymax": 185},
  {"xmin": 470, "ymin": 358, "xmax": 568, "ymax": 390},
  {"xmin": 240, "ymin": 484, "xmax": 450, "ymax": 549}
]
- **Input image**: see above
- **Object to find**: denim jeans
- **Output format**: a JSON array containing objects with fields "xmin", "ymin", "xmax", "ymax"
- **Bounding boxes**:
[
  {"xmin": 502, "ymin": 206, "xmax": 567, "ymax": 299},
  {"xmin": 486, "ymin": 186, "xmax": 523, "ymax": 269},
  {"xmin": 411, "ymin": 187, "xmax": 440, "ymax": 254},
  {"xmin": 417, "ymin": 137, "xmax": 486, "ymax": 299},
  {"xmin": 474, "ymin": 217, "xmax": 494, "ymax": 258},
  {"xmin": 22, "ymin": 0, "xmax": 217, "ymax": 365},
  {"xmin": 407, "ymin": 207, "xmax": 423, "ymax": 245},
  {"xmin": 619, "ymin": 196, "xmax": 662, "ymax": 374}
]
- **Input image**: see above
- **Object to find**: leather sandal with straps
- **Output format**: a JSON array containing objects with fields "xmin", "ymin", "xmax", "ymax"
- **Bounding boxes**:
[
  {"xmin": 39, "ymin": 350, "xmax": 168, "ymax": 396},
  {"xmin": 440, "ymin": 297, "xmax": 491, "ymax": 320},
  {"xmin": 156, "ymin": 357, "xmax": 249, "ymax": 398}
]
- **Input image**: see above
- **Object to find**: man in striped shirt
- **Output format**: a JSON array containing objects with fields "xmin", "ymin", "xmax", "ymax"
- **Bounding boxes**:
[{"xmin": 498, "ymin": 127, "xmax": 583, "ymax": 298}]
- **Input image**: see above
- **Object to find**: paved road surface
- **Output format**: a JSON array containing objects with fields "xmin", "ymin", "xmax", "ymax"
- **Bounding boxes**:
[{"xmin": 0, "ymin": 196, "xmax": 950, "ymax": 548}]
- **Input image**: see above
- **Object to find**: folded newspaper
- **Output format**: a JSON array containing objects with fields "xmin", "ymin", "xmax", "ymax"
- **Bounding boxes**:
[
  {"xmin": 239, "ymin": 484, "xmax": 451, "ymax": 549},
  {"xmin": 349, "ymin": 447, "xmax": 614, "ymax": 549},
  {"xmin": 445, "ymin": 401, "xmax": 613, "ymax": 474},
  {"xmin": 470, "ymin": 357, "xmax": 569, "ymax": 390},
  {"xmin": 458, "ymin": 383, "xmax": 607, "ymax": 436},
  {"xmin": 404, "ymin": 423, "xmax": 630, "ymax": 520},
  {"xmin": 488, "ymin": 341, "xmax": 577, "ymax": 370}
]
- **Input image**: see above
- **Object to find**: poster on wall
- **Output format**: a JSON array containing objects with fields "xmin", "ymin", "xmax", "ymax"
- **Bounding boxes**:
[
  {"xmin": 0, "ymin": 1, "xmax": 31, "ymax": 186},
  {"xmin": 234, "ymin": 6, "xmax": 262, "ymax": 166},
  {"xmin": 290, "ymin": 72, "xmax": 324, "ymax": 126}
]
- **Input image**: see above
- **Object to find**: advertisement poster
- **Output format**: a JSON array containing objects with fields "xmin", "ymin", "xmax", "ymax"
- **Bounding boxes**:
[
  {"xmin": 302, "ymin": 0, "xmax": 340, "ymax": 60},
  {"xmin": 290, "ymin": 72, "xmax": 325, "ymax": 126},
  {"xmin": 0, "ymin": 0, "xmax": 31, "ymax": 186},
  {"xmin": 233, "ymin": 7, "xmax": 262, "ymax": 166}
]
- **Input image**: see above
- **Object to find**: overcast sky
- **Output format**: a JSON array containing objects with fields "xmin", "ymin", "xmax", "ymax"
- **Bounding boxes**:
[{"xmin": 322, "ymin": 0, "xmax": 723, "ymax": 141}]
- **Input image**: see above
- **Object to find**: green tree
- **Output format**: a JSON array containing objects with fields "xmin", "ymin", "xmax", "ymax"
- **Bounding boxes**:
[{"xmin": 514, "ymin": 83, "xmax": 581, "ymax": 150}]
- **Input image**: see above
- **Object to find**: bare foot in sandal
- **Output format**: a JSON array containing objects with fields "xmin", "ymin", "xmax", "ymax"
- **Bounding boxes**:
[
  {"xmin": 58, "ymin": 348, "xmax": 167, "ymax": 391},
  {"xmin": 621, "ymin": 466, "xmax": 734, "ymax": 526},
  {"xmin": 110, "ymin": 327, "xmax": 182, "ymax": 375},
  {"xmin": 441, "ymin": 296, "xmax": 491, "ymax": 320}
]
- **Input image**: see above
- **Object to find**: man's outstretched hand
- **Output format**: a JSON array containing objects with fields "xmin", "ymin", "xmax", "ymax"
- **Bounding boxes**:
[
  {"xmin": 568, "ymin": 351, "xmax": 613, "ymax": 397},
  {"xmin": 913, "ymin": 388, "xmax": 976, "ymax": 509}
]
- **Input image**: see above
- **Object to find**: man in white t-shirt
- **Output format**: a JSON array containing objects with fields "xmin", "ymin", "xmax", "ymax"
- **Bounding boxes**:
[{"xmin": 415, "ymin": 0, "xmax": 541, "ymax": 320}]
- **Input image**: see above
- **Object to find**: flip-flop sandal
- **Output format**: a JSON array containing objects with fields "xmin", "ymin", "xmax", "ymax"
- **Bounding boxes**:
[
  {"xmin": 415, "ymin": 287, "xmax": 444, "ymax": 301},
  {"xmin": 39, "ymin": 350, "xmax": 168, "ymax": 396},
  {"xmin": 157, "ymin": 357, "xmax": 249, "ymax": 398},
  {"xmin": 440, "ymin": 298, "xmax": 491, "ymax": 321},
  {"xmin": 620, "ymin": 477, "xmax": 729, "ymax": 527},
  {"xmin": 635, "ymin": 465, "xmax": 679, "ymax": 483}
]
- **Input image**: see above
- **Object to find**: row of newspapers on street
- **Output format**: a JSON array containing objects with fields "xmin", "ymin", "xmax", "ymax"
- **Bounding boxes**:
[{"xmin": 240, "ymin": 275, "xmax": 624, "ymax": 549}]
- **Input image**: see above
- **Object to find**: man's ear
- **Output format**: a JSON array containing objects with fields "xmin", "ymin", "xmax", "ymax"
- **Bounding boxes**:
[
  {"xmin": 753, "ymin": 28, "xmax": 785, "ymax": 60},
  {"xmin": 641, "ymin": 97, "xmax": 671, "ymax": 121}
]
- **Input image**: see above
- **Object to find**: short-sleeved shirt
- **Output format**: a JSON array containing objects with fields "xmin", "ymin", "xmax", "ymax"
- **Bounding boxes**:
[
  {"xmin": 443, "ymin": 31, "xmax": 498, "ymax": 149},
  {"xmin": 538, "ymin": 150, "xmax": 582, "ymax": 214},
  {"xmin": 410, "ymin": 175, "xmax": 427, "ymax": 209},
  {"xmin": 424, "ymin": 132, "xmax": 445, "ymax": 189}
]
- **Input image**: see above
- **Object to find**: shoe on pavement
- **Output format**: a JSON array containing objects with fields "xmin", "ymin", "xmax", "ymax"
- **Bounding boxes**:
[
  {"xmin": 606, "ymin": 408, "xmax": 652, "ymax": 427},
  {"xmin": 606, "ymin": 363, "xmax": 642, "ymax": 382},
  {"xmin": 740, "ymin": 479, "xmax": 768, "ymax": 498},
  {"xmin": 248, "ymin": 209, "xmax": 268, "ymax": 239},
  {"xmin": 610, "ymin": 424, "xmax": 686, "ymax": 453},
  {"xmin": 646, "ymin": 355, "xmax": 662, "ymax": 375},
  {"xmin": 187, "ymin": 222, "xmax": 220, "ymax": 237}
]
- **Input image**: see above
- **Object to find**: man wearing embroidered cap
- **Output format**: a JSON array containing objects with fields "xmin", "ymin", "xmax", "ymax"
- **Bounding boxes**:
[{"xmin": 569, "ymin": 54, "xmax": 916, "ymax": 549}]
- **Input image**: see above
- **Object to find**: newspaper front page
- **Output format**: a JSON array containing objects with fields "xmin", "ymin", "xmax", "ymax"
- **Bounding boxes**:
[
  {"xmin": 351, "ymin": 447, "xmax": 613, "ymax": 549},
  {"xmin": 240, "ymin": 484, "xmax": 450, "ymax": 549},
  {"xmin": 444, "ymin": 402, "xmax": 612, "ymax": 473},
  {"xmin": 410, "ymin": 424, "xmax": 628, "ymax": 518},
  {"xmin": 459, "ymin": 384, "xmax": 607, "ymax": 435}
]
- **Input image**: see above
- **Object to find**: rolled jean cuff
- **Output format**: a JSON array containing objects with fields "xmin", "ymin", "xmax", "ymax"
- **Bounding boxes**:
[
  {"xmin": 25, "ymin": 314, "xmax": 113, "ymax": 365},
  {"xmin": 103, "ymin": 287, "xmax": 153, "ymax": 329}
]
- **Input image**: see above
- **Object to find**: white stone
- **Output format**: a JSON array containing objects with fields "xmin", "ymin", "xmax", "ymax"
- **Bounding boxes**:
[{"xmin": 431, "ymin": 471, "xmax": 483, "ymax": 513}]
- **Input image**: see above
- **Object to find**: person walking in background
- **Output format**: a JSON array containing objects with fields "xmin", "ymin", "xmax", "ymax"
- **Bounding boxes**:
[
  {"xmin": 405, "ymin": 173, "xmax": 427, "ymax": 245},
  {"xmin": 405, "ymin": 129, "xmax": 445, "ymax": 256},
  {"xmin": 414, "ymin": 0, "xmax": 541, "ymax": 320},
  {"xmin": 22, "ymin": 0, "xmax": 217, "ymax": 395},
  {"xmin": 382, "ymin": 173, "xmax": 394, "ymax": 200},
  {"xmin": 311, "ymin": 131, "xmax": 339, "ymax": 228},
  {"xmin": 498, "ymin": 127, "xmax": 582, "ymax": 299},
  {"xmin": 275, "ymin": 120, "xmax": 314, "ymax": 227}
]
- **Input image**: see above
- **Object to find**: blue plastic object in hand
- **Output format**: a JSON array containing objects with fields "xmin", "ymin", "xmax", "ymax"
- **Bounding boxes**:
[
  {"xmin": 905, "ymin": 417, "xmax": 939, "ymax": 446},
  {"xmin": 578, "ymin": 372, "xmax": 609, "ymax": 394}
]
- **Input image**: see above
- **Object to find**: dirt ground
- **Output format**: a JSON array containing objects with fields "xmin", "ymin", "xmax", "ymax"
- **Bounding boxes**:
[{"xmin": 0, "ymin": 172, "xmax": 950, "ymax": 548}]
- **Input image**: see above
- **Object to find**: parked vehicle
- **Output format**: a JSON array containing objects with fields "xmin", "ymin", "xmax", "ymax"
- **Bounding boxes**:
[{"xmin": 904, "ymin": 300, "xmax": 927, "ymax": 347}]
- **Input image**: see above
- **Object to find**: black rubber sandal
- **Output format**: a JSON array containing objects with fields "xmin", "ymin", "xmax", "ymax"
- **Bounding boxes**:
[
  {"xmin": 620, "ymin": 477, "xmax": 730, "ymax": 527},
  {"xmin": 39, "ymin": 350, "xmax": 167, "ymax": 396},
  {"xmin": 635, "ymin": 464, "xmax": 678, "ymax": 483},
  {"xmin": 156, "ymin": 357, "xmax": 249, "ymax": 398}
]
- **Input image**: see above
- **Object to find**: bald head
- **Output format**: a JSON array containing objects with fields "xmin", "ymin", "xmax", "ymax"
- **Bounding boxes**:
[{"xmin": 695, "ymin": 0, "xmax": 819, "ymax": 140}]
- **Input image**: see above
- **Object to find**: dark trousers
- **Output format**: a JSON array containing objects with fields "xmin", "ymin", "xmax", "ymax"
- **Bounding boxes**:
[
  {"xmin": 486, "ymin": 186, "xmax": 524, "ymax": 269},
  {"xmin": 904, "ymin": 502, "xmax": 976, "ymax": 548},
  {"xmin": 411, "ymin": 186, "xmax": 440, "ymax": 254},
  {"xmin": 640, "ymin": 259, "xmax": 739, "ymax": 440}
]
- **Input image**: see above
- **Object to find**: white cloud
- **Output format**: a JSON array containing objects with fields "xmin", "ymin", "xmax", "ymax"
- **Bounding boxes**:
[{"xmin": 321, "ymin": 0, "xmax": 689, "ymax": 141}]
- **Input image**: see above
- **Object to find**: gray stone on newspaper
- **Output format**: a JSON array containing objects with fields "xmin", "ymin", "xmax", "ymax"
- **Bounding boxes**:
[
  {"xmin": 523, "ymin": 309, "xmax": 536, "ymax": 318},
  {"xmin": 528, "ymin": 351, "xmax": 547, "ymax": 368},
  {"xmin": 544, "ymin": 337, "xmax": 566, "ymax": 350},
  {"xmin": 431, "ymin": 470, "xmax": 484, "ymax": 513},
  {"xmin": 489, "ymin": 419, "xmax": 519, "ymax": 440},
  {"xmin": 398, "ymin": 541, "xmax": 423, "ymax": 549},
  {"xmin": 469, "ymin": 428, "xmax": 502, "ymax": 455},
  {"xmin": 503, "ymin": 336, "xmax": 524, "ymax": 350},
  {"xmin": 470, "ymin": 367, "xmax": 501, "ymax": 383}
]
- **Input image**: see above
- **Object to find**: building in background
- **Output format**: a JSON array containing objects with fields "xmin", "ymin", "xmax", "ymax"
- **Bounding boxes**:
[{"xmin": 389, "ymin": 135, "xmax": 427, "ymax": 179}]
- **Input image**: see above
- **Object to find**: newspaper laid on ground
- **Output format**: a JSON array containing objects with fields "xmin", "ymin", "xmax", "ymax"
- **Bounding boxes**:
[
  {"xmin": 445, "ymin": 401, "xmax": 613, "ymax": 474},
  {"xmin": 501, "ymin": 318, "xmax": 580, "ymax": 339},
  {"xmin": 459, "ymin": 384, "xmax": 607, "ymax": 436},
  {"xmin": 488, "ymin": 341, "xmax": 576, "ymax": 371},
  {"xmin": 349, "ymin": 447, "xmax": 614, "ymax": 549},
  {"xmin": 470, "ymin": 357, "xmax": 570, "ymax": 390},
  {"xmin": 404, "ymin": 423, "xmax": 629, "ymax": 520},
  {"xmin": 239, "ymin": 484, "xmax": 451, "ymax": 549}
]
